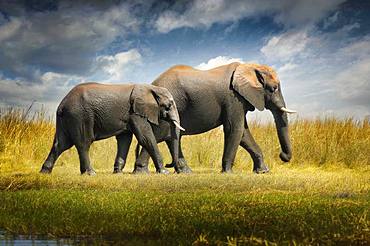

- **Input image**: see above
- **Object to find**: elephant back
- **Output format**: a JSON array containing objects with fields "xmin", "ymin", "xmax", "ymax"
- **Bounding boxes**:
[{"xmin": 153, "ymin": 62, "xmax": 240, "ymax": 90}]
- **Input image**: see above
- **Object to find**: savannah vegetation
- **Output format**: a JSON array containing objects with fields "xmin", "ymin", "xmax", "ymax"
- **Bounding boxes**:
[{"xmin": 0, "ymin": 108, "xmax": 369, "ymax": 245}]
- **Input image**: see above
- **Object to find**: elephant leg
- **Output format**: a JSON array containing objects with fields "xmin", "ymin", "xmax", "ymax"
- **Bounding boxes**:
[
  {"xmin": 40, "ymin": 132, "xmax": 73, "ymax": 174},
  {"xmin": 222, "ymin": 125, "xmax": 244, "ymax": 173},
  {"xmin": 133, "ymin": 147, "xmax": 151, "ymax": 174},
  {"xmin": 130, "ymin": 115, "xmax": 169, "ymax": 174},
  {"xmin": 113, "ymin": 132, "xmax": 133, "ymax": 173},
  {"xmin": 165, "ymin": 139, "xmax": 192, "ymax": 173},
  {"xmin": 76, "ymin": 144, "xmax": 96, "ymax": 175},
  {"xmin": 240, "ymin": 128, "xmax": 269, "ymax": 174},
  {"xmin": 178, "ymin": 144, "xmax": 190, "ymax": 171},
  {"xmin": 133, "ymin": 122, "xmax": 170, "ymax": 174}
]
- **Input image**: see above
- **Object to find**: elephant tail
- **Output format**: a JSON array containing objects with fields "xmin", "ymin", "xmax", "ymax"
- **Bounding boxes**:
[{"xmin": 135, "ymin": 143, "xmax": 141, "ymax": 159}]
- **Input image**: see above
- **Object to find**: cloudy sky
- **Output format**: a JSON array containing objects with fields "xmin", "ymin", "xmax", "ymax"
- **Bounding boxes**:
[{"xmin": 0, "ymin": 0, "xmax": 369, "ymax": 120}]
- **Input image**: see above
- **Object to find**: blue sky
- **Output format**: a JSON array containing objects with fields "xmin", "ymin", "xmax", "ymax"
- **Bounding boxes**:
[{"xmin": 0, "ymin": 0, "xmax": 369, "ymax": 120}]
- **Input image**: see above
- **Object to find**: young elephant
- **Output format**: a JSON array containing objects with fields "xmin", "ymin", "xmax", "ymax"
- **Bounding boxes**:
[{"xmin": 40, "ymin": 82, "xmax": 184, "ymax": 175}]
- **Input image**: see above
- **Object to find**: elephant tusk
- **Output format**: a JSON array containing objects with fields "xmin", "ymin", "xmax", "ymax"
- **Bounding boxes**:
[
  {"xmin": 173, "ymin": 121, "xmax": 185, "ymax": 131},
  {"xmin": 280, "ymin": 107, "xmax": 297, "ymax": 114}
]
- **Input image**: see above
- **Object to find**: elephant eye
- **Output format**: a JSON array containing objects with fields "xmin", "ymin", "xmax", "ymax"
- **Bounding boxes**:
[{"xmin": 265, "ymin": 84, "xmax": 277, "ymax": 93}]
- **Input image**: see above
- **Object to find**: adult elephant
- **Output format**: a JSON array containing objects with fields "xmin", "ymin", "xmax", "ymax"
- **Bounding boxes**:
[
  {"xmin": 134, "ymin": 62, "xmax": 296, "ymax": 174},
  {"xmin": 40, "ymin": 83, "xmax": 184, "ymax": 175}
]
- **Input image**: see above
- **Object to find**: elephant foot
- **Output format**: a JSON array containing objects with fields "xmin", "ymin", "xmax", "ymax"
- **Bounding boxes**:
[
  {"xmin": 168, "ymin": 159, "xmax": 192, "ymax": 174},
  {"xmin": 156, "ymin": 168, "xmax": 170, "ymax": 174},
  {"xmin": 221, "ymin": 168, "xmax": 233, "ymax": 174},
  {"xmin": 87, "ymin": 169, "xmax": 96, "ymax": 176},
  {"xmin": 253, "ymin": 162, "xmax": 270, "ymax": 174},
  {"xmin": 39, "ymin": 166, "xmax": 52, "ymax": 174},
  {"xmin": 132, "ymin": 166, "xmax": 150, "ymax": 174},
  {"xmin": 113, "ymin": 161, "xmax": 125, "ymax": 174},
  {"xmin": 175, "ymin": 165, "xmax": 192, "ymax": 174},
  {"xmin": 81, "ymin": 169, "xmax": 96, "ymax": 176},
  {"xmin": 113, "ymin": 168, "xmax": 123, "ymax": 174},
  {"xmin": 253, "ymin": 166, "xmax": 270, "ymax": 174},
  {"xmin": 166, "ymin": 162, "xmax": 193, "ymax": 173}
]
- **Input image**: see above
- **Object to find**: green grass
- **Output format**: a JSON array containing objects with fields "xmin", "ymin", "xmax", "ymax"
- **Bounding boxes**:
[
  {"xmin": 0, "ymin": 108, "xmax": 369, "ymax": 244},
  {"xmin": 0, "ymin": 168, "xmax": 369, "ymax": 244}
]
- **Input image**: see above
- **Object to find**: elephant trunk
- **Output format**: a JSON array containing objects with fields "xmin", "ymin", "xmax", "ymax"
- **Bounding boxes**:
[
  {"xmin": 168, "ymin": 103, "xmax": 184, "ymax": 170},
  {"xmin": 170, "ymin": 123, "xmax": 180, "ymax": 165},
  {"xmin": 270, "ymin": 90, "xmax": 292, "ymax": 162},
  {"xmin": 272, "ymin": 110, "xmax": 292, "ymax": 162}
]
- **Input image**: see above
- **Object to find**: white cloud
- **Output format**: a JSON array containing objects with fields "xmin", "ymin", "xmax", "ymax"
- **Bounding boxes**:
[
  {"xmin": 196, "ymin": 56, "xmax": 244, "ymax": 70},
  {"xmin": 272, "ymin": 0, "xmax": 345, "ymax": 28},
  {"xmin": 334, "ymin": 57, "xmax": 370, "ymax": 105},
  {"xmin": 40, "ymin": 72, "xmax": 77, "ymax": 87},
  {"xmin": 154, "ymin": 0, "xmax": 345, "ymax": 33},
  {"xmin": 155, "ymin": 0, "xmax": 255, "ymax": 33},
  {"xmin": 341, "ymin": 35, "xmax": 370, "ymax": 59},
  {"xmin": 260, "ymin": 30, "xmax": 311, "ymax": 62},
  {"xmin": 278, "ymin": 63, "xmax": 298, "ymax": 73},
  {"xmin": 96, "ymin": 49, "xmax": 142, "ymax": 82},
  {"xmin": 0, "ymin": 17, "xmax": 22, "ymax": 42},
  {"xmin": 0, "ymin": 72, "xmax": 79, "ymax": 111},
  {"xmin": 0, "ymin": 2, "xmax": 140, "ymax": 78}
]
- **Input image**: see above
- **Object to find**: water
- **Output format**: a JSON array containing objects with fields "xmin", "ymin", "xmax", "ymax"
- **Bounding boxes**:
[
  {"xmin": 0, "ymin": 230, "xmax": 105, "ymax": 245},
  {"xmin": 0, "ymin": 230, "xmax": 161, "ymax": 245}
]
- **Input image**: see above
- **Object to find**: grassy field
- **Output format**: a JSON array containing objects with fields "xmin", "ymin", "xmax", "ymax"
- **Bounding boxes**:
[{"xmin": 0, "ymin": 108, "xmax": 369, "ymax": 245}]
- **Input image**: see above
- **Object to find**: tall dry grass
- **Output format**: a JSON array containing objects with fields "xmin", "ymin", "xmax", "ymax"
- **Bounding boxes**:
[
  {"xmin": 0, "ymin": 108, "xmax": 369, "ymax": 244},
  {"xmin": 0, "ymin": 108, "xmax": 369, "ymax": 173}
]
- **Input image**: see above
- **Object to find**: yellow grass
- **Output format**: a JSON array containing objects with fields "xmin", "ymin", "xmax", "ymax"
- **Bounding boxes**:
[{"xmin": 0, "ymin": 108, "xmax": 369, "ymax": 173}]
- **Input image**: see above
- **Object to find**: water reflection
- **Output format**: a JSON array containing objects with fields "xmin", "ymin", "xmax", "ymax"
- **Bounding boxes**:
[
  {"xmin": 0, "ymin": 230, "xmax": 106, "ymax": 245},
  {"xmin": 0, "ymin": 230, "xmax": 160, "ymax": 245}
]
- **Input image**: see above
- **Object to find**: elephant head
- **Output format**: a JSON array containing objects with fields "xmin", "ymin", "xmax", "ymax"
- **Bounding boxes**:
[
  {"xmin": 130, "ymin": 84, "xmax": 184, "ymax": 132},
  {"xmin": 131, "ymin": 84, "xmax": 184, "ymax": 170},
  {"xmin": 231, "ymin": 63, "xmax": 296, "ymax": 162}
]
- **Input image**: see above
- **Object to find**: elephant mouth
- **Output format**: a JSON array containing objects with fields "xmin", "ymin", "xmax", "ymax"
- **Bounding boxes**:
[
  {"xmin": 172, "ymin": 120, "xmax": 185, "ymax": 131},
  {"xmin": 280, "ymin": 107, "xmax": 297, "ymax": 114}
]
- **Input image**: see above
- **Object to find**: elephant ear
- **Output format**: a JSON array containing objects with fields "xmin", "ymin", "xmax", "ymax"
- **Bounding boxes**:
[
  {"xmin": 130, "ymin": 85, "xmax": 159, "ymax": 125},
  {"xmin": 231, "ymin": 64, "xmax": 265, "ymax": 111}
]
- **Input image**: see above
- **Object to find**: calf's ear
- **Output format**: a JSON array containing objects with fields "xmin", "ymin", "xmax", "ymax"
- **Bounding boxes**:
[{"xmin": 130, "ymin": 85, "xmax": 159, "ymax": 125}]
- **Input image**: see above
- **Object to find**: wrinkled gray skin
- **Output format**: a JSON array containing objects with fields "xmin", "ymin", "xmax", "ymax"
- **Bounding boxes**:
[
  {"xmin": 40, "ymin": 83, "xmax": 182, "ymax": 175},
  {"xmin": 134, "ymin": 62, "xmax": 293, "ymax": 174}
]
